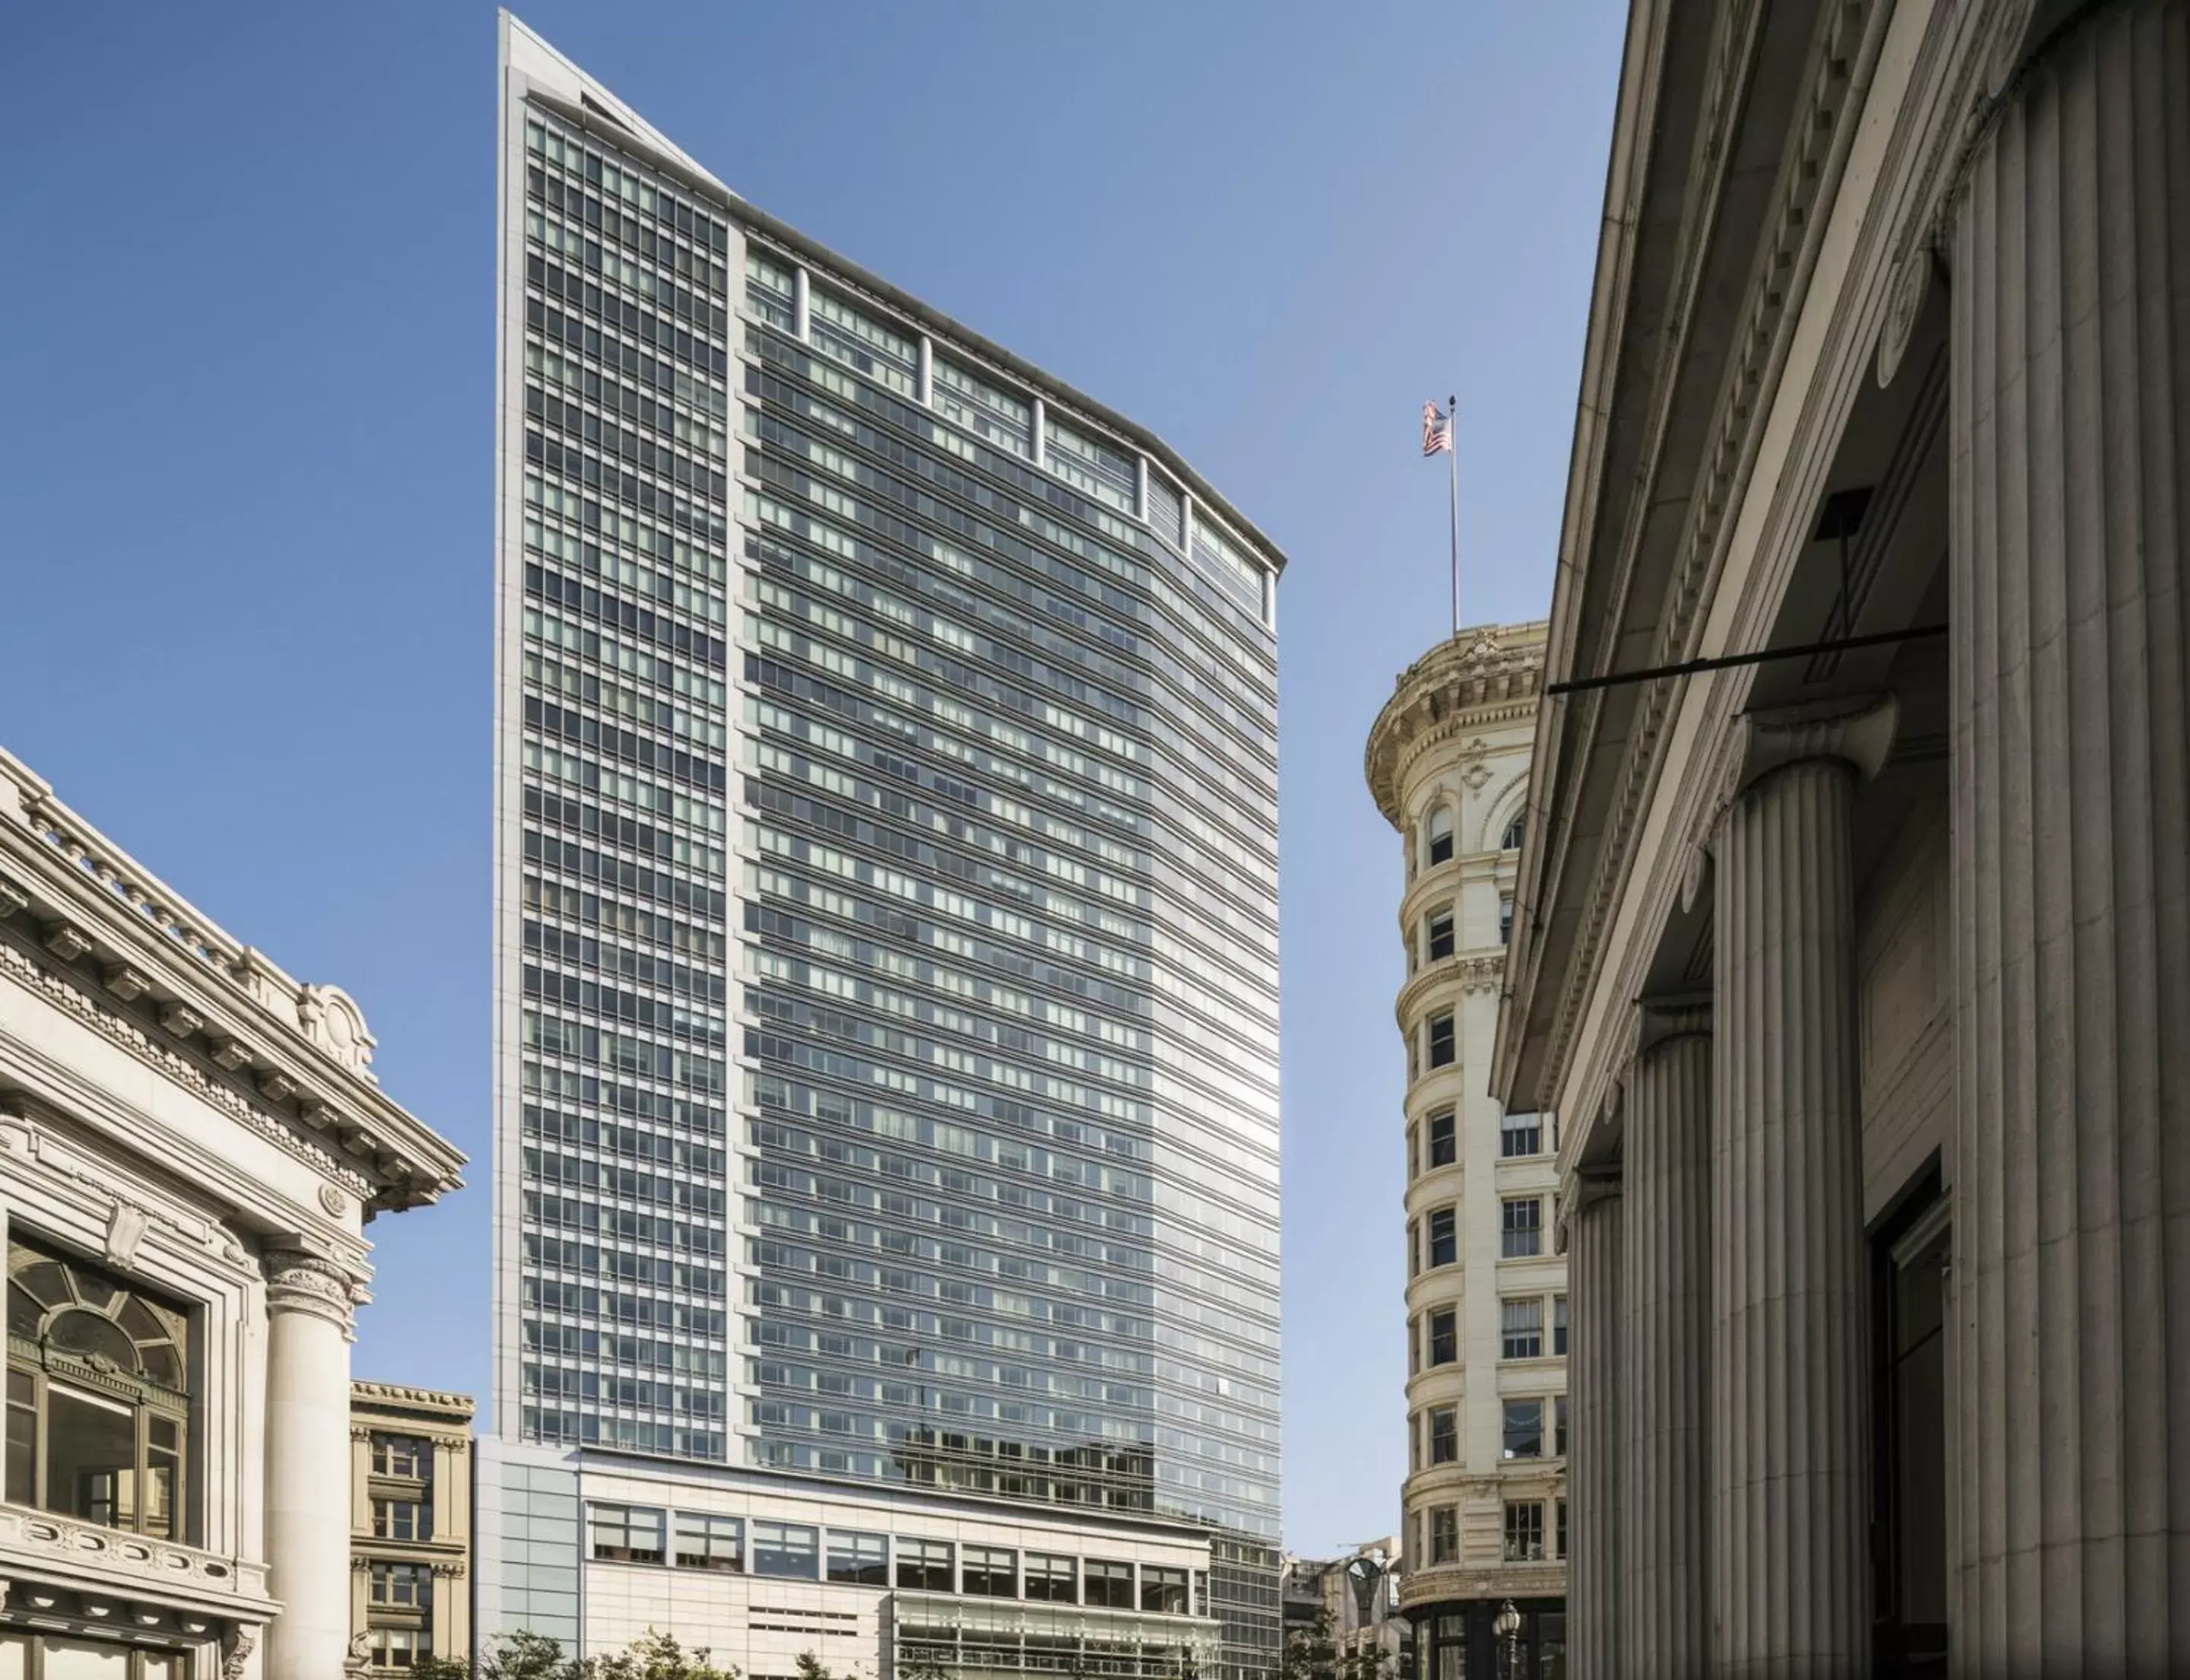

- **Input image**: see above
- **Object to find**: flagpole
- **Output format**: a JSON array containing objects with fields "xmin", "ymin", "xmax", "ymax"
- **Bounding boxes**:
[{"xmin": 1446, "ymin": 395, "xmax": 1461, "ymax": 636}]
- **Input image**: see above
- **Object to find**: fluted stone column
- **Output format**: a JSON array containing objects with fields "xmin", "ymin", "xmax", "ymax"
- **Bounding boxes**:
[
  {"xmin": 1711, "ymin": 696, "xmax": 1892, "ymax": 1676},
  {"xmin": 262, "ymin": 1250, "xmax": 361, "ymax": 1680},
  {"xmin": 1568, "ymin": 1173, "xmax": 1624, "ymax": 1680},
  {"xmin": 1947, "ymin": 3, "xmax": 2190, "ymax": 1671},
  {"xmin": 1623, "ymin": 1002, "xmax": 1712, "ymax": 1677}
]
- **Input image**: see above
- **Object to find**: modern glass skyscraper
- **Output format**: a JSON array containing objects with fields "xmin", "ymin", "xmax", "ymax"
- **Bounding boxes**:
[{"xmin": 490, "ymin": 17, "xmax": 1282, "ymax": 1677}]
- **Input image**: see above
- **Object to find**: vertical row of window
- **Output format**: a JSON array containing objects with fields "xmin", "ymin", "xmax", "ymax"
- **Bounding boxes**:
[{"xmin": 518, "ymin": 111, "xmax": 733, "ymax": 1461}]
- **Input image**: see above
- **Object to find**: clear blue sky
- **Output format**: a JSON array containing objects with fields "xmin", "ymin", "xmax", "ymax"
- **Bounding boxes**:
[{"xmin": 0, "ymin": 2, "xmax": 1621, "ymax": 1555}]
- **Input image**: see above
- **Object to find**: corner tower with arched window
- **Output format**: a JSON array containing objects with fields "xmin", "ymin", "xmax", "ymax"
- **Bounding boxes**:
[{"xmin": 1365, "ymin": 621, "xmax": 1565, "ymax": 1678}]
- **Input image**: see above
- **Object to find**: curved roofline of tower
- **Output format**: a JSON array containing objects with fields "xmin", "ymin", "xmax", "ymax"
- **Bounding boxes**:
[{"xmin": 502, "ymin": 11, "xmax": 1289, "ymax": 576}]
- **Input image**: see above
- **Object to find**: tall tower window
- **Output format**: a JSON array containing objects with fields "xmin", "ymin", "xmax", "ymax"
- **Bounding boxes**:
[
  {"xmin": 1501, "ymin": 1197, "xmax": 1543, "ymax": 1258},
  {"xmin": 1426, "ymin": 908, "xmax": 1456, "ymax": 962},
  {"xmin": 1427, "ymin": 1209, "xmax": 1457, "ymax": 1270},
  {"xmin": 1426, "ymin": 805, "xmax": 1455, "ymax": 867},
  {"xmin": 1427, "ymin": 1110, "xmax": 1457, "ymax": 1167},
  {"xmin": 1427, "ymin": 1012, "xmax": 1457, "ymax": 1069}
]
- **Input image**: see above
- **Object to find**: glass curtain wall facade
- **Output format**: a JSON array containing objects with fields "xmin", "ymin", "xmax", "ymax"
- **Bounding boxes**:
[{"xmin": 494, "ymin": 21, "xmax": 1282, "ymax": 1678}]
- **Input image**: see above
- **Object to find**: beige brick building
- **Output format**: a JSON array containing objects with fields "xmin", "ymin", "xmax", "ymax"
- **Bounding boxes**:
[{"xmin": 350, "ymin": 1383, "xmax": 473, "ymax": 1672}]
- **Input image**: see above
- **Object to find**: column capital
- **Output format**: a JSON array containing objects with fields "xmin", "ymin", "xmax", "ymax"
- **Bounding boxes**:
[
  {"xmin": 1559, "ymin": 1162, "xmax": 1623, "ymax": 1253},
  {"xmin": 264, "ymin": 1247, "xmax": 364, "ymax": 1336},
  {"xmin": 1573, "ymin": 1163, "xmax": 1624, "ymax": 1210},
  {"xmin": 1725, "ymin": 692, "xmax": 1898, "ymax": 806},
  {"xmin": 1634, "ymin": 995, "xmax": 1712, "ymax": 1061}
]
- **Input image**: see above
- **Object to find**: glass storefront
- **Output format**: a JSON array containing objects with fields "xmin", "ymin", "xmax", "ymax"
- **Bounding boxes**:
[{"xmin": 1410, "ymin": 1602, "xmax": 1565, "ymax": 1680}]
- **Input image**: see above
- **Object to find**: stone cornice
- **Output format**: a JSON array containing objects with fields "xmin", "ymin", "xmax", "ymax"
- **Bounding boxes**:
[
  {"xmin": 1397, "ymin": 1558, "xmax": 1568, "ymax": 1613},
  {"xmin": 0, "ymin": 748, "xmax": 464, "ymax": 1211},
  {"xmin": 1527, "ymin": 0, "xmax": 1893, "ymax": 1119},
  {"xmin": 352, "ymin": 1378, "xmax": 478, "ymax": 1422},
  {"xmin": 1541, "ymin": 0, "xmax": 2033, "ymax": 1156},
  {"xmin": 1394, "ymin": 954, "xmax": 1506, "ymax": 1031},
  {"xmin": 1365, "ymin": 625, "xmax": 1550, "ymax": 826},
  {"xmin": 0, "ymin": 939, "xmax": 373, "ymax": 1202}
]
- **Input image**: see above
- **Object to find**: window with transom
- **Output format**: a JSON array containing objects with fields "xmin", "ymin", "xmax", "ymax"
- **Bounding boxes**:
[
  {"xmin": 5, "ymin": 1235, "xmax": 190, "ymax": 1539},
  {"xmin": 1426, "ymin": 908, "xmax": 1455, "ymax": 963},
  {"xmin": 371, "ymin": 1434, "xmax": 429, "ymax": 1478},
  {"xmin": 1425, "ymin": 805, "xmax": 1454, "ymax": 868},
  {"xmin": 1426, "ymin": 1110, "xmax": 1455, "ymax": 1168}
]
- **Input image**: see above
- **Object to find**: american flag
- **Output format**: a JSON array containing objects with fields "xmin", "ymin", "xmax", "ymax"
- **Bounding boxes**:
[{"xmin": 1422, "ymin": 401, "xmax": 1452, "ymax": 457}]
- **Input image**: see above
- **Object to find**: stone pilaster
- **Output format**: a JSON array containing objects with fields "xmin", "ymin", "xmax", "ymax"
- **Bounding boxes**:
[
  {"xmin": 1567, "ymin": 1171, "xmax": 1624, "ymax": 1680},
  {"xmin": 1947, "ymin": 2, "xmax": 2190, "ymax": 1671},
  {"xmin": 262, "ymin": 1250, "xmax": 361, "ymax": 1680},
  {"xmin": 1621, "ymin": 1002, "xmax": 1712, "ymax": 1678},
  {"xmin": 1711, "ymin": 697, "xmax": 1890, "ymax": 1675}
]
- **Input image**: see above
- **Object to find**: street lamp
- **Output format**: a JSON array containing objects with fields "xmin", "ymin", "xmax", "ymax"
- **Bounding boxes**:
[{"xmin": 1492, "ymin": 1600, "xmax": 1521, "ymax": 1680}]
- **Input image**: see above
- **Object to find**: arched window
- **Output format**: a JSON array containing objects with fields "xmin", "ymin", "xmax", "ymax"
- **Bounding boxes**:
[
  {"xmin": 1425, "ymin": 805, "xmax": 1455, "ymax": 867},
  {"xmin": 1502, "ymin": 813, "xmax": 1526, "ymax": 852},
  {"xmin": 6, "ymin": 1236, "xmax": 189, "ymax": 1538}
]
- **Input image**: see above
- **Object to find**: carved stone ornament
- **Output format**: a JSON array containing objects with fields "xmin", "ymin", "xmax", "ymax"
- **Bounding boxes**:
[
  {"xmin": 100, "ymin": 963, "xmax": 151, "ymax": 1003},
  {"xmin": 319, "ymin": 1183, "xmax": 349, "ymax": 1219},
  {"xmin": 298, "ymin": 983, "xmax": 377, "ymax": 1079},
  {"xmin": 256, "ymin": 1069, "xmax": 298, "ymax": 1104},
  {"xmin": 0, "ymin": 875, "xmax": 27, "ymax": 919},
  {"xmin": 1455, "ymin": 735, "xmax": 1493, "ymax": 792},
  {"xmin": 220, "ymin": 1625, "xmax": 259, "ymax": 1680},
  {"xmin": 103, "ymin": 1203, "xmax": 151, "ymax": 1270},
  {"xmin": 343, "ymin": 1629, "xmax": 373, "ymax": 1676},
  {"xmin": 157, "ymin": 1000, "xmax": 204, "ymax": 1038},
  {"xmin": 1876, "ymin": 245, "xmax": 1933, "ymax": 389},
  {"xmin": 42, "ymin": 923, "xmax": 92, "ymax": 963}
]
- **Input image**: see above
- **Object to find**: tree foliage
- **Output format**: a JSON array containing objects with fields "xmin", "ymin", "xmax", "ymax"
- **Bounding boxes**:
[
  {"xmin": 417, "ymin": 1631, "xmax": 740, "ymax": 1680},
  {"xmin": 1280, "ymin": 1607, "xmax": 1390, "ymax": 1680}
]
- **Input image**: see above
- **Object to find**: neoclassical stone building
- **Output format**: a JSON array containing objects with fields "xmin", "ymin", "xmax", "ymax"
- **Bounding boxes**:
[
  {"xmin": 1494, "ymin": 0, "xmax": 2188, "ymax": 1675},
  {"xmin": 1365, "ymin": 625, "xmax": 1567, "ymax": 1679},
  {"xmin": 0, "ymin": 748, "xmax": 464, "ymax": 1678}
]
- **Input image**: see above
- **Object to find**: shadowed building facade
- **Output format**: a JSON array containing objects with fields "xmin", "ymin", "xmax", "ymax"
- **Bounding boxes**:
[{"xmin": 1495, "ymin": 1, "xmax": 2190, "ymax": 1675}]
